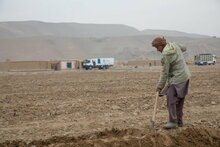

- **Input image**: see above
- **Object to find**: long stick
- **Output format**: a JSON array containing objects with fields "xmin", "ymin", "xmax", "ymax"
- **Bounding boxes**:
[{"xmin": 151, "ymin": 92, "xmax": 159, "ymax": 127}]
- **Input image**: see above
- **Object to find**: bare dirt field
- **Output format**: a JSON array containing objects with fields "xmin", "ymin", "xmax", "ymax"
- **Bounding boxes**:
[{"xmin": 0, "ymin": 65, "xmax": 220, "ymax": 147}]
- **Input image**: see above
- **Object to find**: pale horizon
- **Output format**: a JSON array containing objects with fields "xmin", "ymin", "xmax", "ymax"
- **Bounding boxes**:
[{"xmin": 0, "ymin": 0, "xmax": 220, "ymax": 36}]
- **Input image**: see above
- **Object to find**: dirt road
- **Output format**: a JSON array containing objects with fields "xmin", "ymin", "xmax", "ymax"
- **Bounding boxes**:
[{"xmin": 0, "ymin": 65, "xmax": 220, "ymax": 146}]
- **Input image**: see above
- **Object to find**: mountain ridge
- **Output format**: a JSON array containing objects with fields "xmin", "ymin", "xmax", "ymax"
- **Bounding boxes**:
[
  {"xmin": 0, "ymin": 21, "xmax": 210, "ymax": 38},
  {"xmin": 0, "ymin": 21, "xmax": 219, "ymax": 62}
]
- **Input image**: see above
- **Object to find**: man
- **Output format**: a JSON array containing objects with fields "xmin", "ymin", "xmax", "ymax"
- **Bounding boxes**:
[{"xmin": 151, "ymin": 37, "xmax": 191, "ymax": 129}]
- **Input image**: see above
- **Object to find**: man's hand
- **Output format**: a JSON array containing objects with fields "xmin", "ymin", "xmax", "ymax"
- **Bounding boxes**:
[{"xmin": 156, "ymin": 88, "xmax": 162, "ymax": 93}]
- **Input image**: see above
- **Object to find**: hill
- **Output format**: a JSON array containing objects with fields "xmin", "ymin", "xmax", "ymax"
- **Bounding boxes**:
[
  {"xmin": 1, "ymin": 35, "xmax": 219, "ymax": 62},
  {"xmin": 141, "ymin": 29, "xmax": 209, "ymax": 38},
  {"xmin": 0, "ymin": 21, "xmax": 140, "ymax": 38},
  {"xmin": 0, "ymin": 21, "xmax": 211, "ymax": 38},
  {"xmin": 0, "ymin": 21, "xmax": 219, "ymax": 61}
]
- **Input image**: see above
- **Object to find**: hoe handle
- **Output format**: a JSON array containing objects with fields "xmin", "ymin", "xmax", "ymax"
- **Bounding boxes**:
[{"xmin": 152, "ymin": 92, "xmax": 159, "ymax": 122}]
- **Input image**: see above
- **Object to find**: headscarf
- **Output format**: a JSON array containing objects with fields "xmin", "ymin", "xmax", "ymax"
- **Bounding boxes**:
[{"xmin": 151, "ymin": 37, "xmax": 167, "ymax": 47}]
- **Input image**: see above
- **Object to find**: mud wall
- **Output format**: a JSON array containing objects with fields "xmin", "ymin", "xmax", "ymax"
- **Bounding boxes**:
[
  {"xmin": 217, "ymin": 57, "xmax": 220, "ymax": 63},
  {"xmin": 0, "ymin": 61, "xmax": 55, "ymax": 71},
  {"xmin": 0, "ymin": 60, "xmax": 82, "ymax": 71},
  {"xmin": 126, "ymin": 60, "xmax": 161, "ymax": 67}
]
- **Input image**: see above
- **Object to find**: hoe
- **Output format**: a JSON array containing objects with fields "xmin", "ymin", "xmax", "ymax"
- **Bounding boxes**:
[{"xmin": 150, "ymin": 92, "xmax": 159, "ymax": 128}]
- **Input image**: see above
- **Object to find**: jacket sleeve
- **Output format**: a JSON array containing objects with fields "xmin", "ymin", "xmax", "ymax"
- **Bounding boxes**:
[
  {"xmin": 177, "ymin": 44, "xmax": 187, "ymax": 52},
  {"xmin": 157, "ymin": 56, "xmax": 170, "ymax": 89}
]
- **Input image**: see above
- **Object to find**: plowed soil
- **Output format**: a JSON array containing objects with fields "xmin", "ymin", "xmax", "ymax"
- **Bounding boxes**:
[{"xmin": 0, "ymin": 65, "xmax": 220, "ymax": 147}]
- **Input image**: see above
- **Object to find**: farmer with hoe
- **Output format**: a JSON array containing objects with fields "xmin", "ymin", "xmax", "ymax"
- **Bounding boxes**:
[{"xmin": 152, "ymin": 37, "xmax": 191, "ymax": 129}]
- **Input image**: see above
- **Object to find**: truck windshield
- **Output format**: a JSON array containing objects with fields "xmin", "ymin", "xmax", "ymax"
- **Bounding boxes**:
[{"xmin": 84, "ymin": 60, "xmax": 90, "ymax": 63}]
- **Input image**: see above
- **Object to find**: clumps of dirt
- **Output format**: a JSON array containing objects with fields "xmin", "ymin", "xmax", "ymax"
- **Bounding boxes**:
[{"xmin": 1, "ymin": 127, "xmax": 220, "ymax": 147}]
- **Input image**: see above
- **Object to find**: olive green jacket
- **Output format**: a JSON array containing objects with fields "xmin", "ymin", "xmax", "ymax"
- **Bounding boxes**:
[{"xmin": 157, "ymin": 42, "xmax": 191, "ymax": 89}]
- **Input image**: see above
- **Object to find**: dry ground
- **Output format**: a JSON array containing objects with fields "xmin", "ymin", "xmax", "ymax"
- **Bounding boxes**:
[{"xmin": 0, "ymin": 65, "xmax": 220, "ymax": 146}]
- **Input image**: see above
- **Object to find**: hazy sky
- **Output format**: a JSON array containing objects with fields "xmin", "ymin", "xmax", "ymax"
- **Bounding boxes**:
[{"xmin": 0, "ymin": 0, "xmax": 220, "ymax": 36}]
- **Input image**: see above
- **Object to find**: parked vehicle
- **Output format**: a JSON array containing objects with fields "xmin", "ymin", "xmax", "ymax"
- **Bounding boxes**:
[
  {"xmin": 82, "ymin": 58, "xmax": 114, "ymax": 70},
  {"xmin": 194, "ymin": 54, "xmax": 216, "ymax": 65}
]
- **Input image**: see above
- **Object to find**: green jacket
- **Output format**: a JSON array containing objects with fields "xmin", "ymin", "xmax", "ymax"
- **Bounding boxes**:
[{"xmin": 157, "ymin": 42, "xmax": 191, "ymax": 89}]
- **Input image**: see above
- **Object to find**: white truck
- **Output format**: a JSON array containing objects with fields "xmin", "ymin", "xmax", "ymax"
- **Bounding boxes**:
[
  {"xmin": 194, "ymin": 54, "xmax": 216, "ymax": 65},
  {"xmin": 82, "ymin": 58, "xmax": 114, "ymax": 70}
]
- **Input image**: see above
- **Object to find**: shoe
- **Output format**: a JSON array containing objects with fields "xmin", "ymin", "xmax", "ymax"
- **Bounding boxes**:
[
  {"xmin": 163, "ymin": 122, "xmax": 177, "ymax": 129},
  {"xmin": 178, "ymin": 122, "xmax": 183, "ymax": 127}
]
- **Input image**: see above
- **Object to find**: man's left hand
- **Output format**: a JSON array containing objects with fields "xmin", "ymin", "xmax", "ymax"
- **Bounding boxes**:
[{"xmin": 156, "ymin": 88, "xmax": 162, "ymax": 92}]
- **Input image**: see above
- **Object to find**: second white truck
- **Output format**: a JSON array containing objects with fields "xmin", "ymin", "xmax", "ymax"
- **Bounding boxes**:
[
  {"xmin": 82, "ymin": 58, "xmax": 114, "ymax": 70},
  {"xmin": 194, "ymin": 54, "xmax": 216, "ymax": 65}
]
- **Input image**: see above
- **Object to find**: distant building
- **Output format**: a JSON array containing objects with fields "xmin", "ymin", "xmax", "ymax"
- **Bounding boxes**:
[
  {"xmin": 0, "ymin": 60, "xmax": 81, "ymax": 72},
  {"xmin": 59, "ymin": 60, "xmax": 80, "ymax": 70}
]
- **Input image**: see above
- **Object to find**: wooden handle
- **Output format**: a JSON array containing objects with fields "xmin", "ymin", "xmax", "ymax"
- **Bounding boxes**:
[{"xmin": 152, "ymin": 92, "xmax": 159, "ymax": 122}]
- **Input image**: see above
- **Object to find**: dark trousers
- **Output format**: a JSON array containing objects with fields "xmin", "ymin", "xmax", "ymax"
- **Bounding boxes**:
[
  {"xmin": 167, "ymin": 86, "xmax": 185, "ymax": 123},
  {"xmin": 161, "ymin": 80, "xmax": 189, "ymax": 123}
]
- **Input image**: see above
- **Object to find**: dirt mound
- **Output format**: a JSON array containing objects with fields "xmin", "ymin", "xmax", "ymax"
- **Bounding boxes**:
[{"xmin": 1, "ymin": 127, "xmax": 220, "ymax": 147}]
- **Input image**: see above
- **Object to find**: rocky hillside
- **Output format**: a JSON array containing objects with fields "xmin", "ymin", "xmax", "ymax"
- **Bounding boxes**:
[
  {"xmin": 0, "ymin": 21, "xmax": 141, "ymax": 38},
  {"xmin": 0, "ymin": 21, "xmax": 219, "ymax": 61}
]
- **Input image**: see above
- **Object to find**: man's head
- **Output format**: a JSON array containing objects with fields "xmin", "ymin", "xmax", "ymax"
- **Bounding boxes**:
[{"xmin": 152, "ymin": 37, "xmax": 167, "ymax": 52}]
